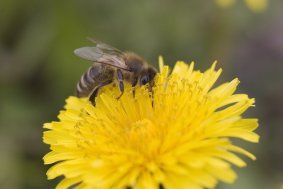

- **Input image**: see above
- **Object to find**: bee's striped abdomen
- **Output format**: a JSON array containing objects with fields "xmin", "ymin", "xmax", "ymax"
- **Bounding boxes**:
[{"xmin": 76, "ymin": 64, "xmax": 114, "ymax": 98}]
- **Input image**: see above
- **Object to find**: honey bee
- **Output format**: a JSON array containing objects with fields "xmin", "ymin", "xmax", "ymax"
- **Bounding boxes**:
[{"xmin": 74, "ymin": 38, "xmax": 157, "ymax": 104}]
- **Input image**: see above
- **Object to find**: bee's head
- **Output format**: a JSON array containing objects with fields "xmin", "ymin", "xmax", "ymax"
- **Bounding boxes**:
[{"xmin": 139, "ymin": 66, "xmax": 157, "ymax": 86}]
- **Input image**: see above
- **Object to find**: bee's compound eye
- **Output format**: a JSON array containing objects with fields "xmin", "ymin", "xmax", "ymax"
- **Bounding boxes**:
[{"xmin": 140, "ymin": 75, "xmax": 149, "ymax": 85}]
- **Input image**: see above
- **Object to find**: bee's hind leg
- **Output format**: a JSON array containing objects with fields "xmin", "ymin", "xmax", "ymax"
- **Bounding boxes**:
[{"xmin": 89, "ymin": 80, "xmax": 112, "ymax": 105}]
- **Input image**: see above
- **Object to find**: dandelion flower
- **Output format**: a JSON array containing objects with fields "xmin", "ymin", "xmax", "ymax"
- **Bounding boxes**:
[{"xmin": 43, "ymin": 58, "xmax": 259, "ymax": 189}]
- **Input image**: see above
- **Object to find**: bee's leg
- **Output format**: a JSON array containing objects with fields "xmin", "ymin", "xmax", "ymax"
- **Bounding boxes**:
[
  {"xmin": 148, "ymin": 83, "xmax": 155, "ymax": 107},
  {"xmin": 131, "ymin": 77, "xmax": 138, "ymax": 98},
  {"xmin": 116, "ymin": 69, "xmax": 124, "ymax": 100},
  {"xmin": 89, "ymin": 80, "xmax": 112, "ymax": 105}
]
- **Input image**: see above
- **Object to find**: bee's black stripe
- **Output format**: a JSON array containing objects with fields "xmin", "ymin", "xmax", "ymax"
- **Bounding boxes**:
[
  {"xmin": 80, "ymin": 74, "xmax": 88, "ymax": 88},
  {"xmin": 76, "ymin": 81, "xmax": 84, "ymax": 97},
  {"xmin": 88, "ymin": 66, "xmax": 98, "ymax": 79},
  {"xmin": 86, "ymin": 67, "xmax": 95, "ymax": 83},
  {"xmin": 76, "ymin": 66, "xmax": 101, "ymax": 97},
  {"xmin": 77, "ymin": 69, "xmax": 92, "ymax": 97},
  {"xmin": 76, "ymin": 64, "xmax": 115, "ymax": 98}
]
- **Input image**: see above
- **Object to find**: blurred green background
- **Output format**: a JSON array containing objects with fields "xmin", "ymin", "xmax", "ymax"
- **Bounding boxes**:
[{"xmin": 0, "ymin": 0, "xmax": 282, "ymax": 189}]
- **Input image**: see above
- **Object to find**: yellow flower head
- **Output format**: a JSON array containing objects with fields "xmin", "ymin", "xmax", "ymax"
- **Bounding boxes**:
[
  {"xmin": 43, "ymin": 58, "xmax": 259, "ymax": 189},
  {"xmin": 215, "ymin": 0, "xmax": 268, "ymax": 12}
]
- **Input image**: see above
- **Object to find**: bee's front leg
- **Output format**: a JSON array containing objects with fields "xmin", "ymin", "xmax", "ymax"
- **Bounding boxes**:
[
  {"xmin": 131, "ymin": 77, "xmax": 138, "ymax": 98},
  {"xmin": 116, "ymin": 69, "xmax": 124, "ymax": 100}
]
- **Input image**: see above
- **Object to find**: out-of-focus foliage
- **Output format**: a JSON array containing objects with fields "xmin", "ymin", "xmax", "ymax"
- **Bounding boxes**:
[{"xmin": 0, "ymin": 0, "xmax": 282, "ymax": 189}]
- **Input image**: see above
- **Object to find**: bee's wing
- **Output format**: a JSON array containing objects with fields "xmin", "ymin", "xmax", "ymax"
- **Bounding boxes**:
[
  {"xmin": 87, "ymin": 38, "xmax": 123, "ymax": 54},
  {"xmin": 74, "ymin": 46, "xmax": 129, "ymax": 70}
]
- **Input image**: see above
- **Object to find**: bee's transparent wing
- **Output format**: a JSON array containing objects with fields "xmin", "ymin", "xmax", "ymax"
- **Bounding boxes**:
[
  {"xmin": 74, "ymin": 47, "xmax": 103, "ymax": 61},
  {"xmin": 87, "ymin": 38, "xmax": 123, "ymax": 54},
  {"xmin": 74, "ymin": 46, "xmax": 129, "ymax": 70}
]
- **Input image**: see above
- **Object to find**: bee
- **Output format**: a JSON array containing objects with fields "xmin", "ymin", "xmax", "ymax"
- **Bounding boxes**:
[{"xmin": 74, "ymin": 38, "xmax": 157, "ymax": 104}]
